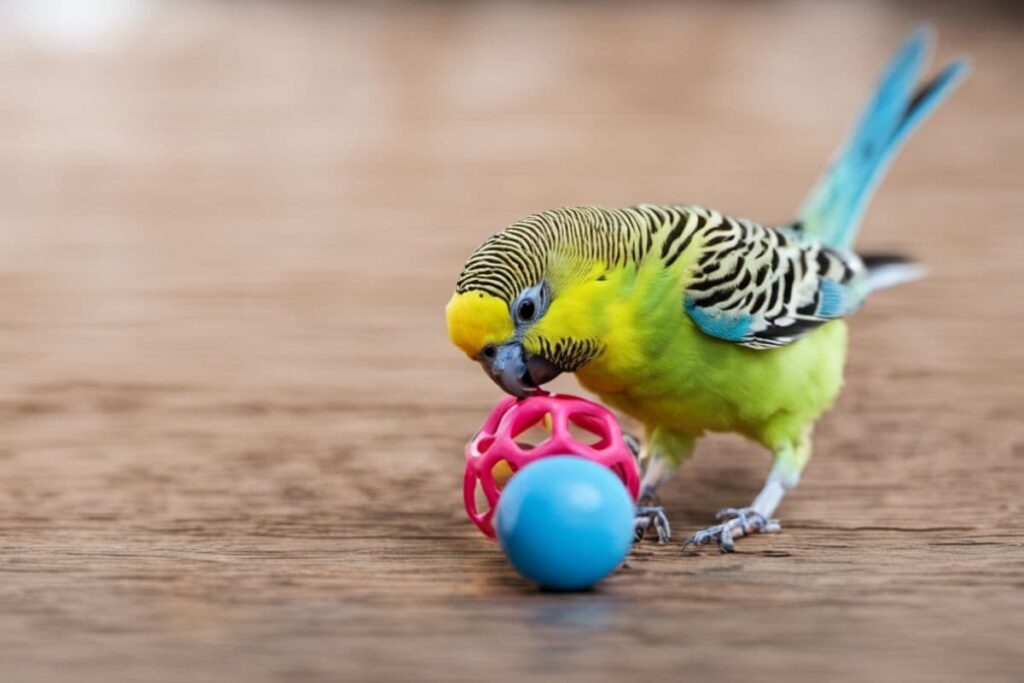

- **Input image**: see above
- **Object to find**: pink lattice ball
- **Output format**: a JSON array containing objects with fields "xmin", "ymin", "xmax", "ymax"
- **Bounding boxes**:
[{"xmin": 463, "ymin": 393, "xmax": 640, "ymax": 538}]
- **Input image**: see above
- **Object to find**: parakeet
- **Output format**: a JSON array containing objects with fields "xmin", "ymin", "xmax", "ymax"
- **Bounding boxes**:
[{"xmin": 445, "ymin": 28, "xmax": 969, "ymax": 551}]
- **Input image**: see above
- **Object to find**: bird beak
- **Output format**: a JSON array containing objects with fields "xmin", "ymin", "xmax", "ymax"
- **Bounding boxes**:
[{"xmin": 481, "ymin": 342, "xmax": 562, "ymax": 398}]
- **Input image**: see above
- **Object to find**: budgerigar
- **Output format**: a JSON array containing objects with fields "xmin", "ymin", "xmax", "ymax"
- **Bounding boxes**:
[{"xmin": 445, "ymin": 28, "xmax": 969, "ymax": 551}]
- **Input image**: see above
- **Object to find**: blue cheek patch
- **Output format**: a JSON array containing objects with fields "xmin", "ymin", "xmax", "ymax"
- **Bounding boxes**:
[{"xmin": 685, "ymin": 298, "xmax": 753, "ymax": 342}]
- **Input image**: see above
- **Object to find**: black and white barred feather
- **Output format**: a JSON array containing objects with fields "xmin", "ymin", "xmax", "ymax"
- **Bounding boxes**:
[{"xmin": 456, "ymin": 204, "xmax": 904, "ymax": 350}]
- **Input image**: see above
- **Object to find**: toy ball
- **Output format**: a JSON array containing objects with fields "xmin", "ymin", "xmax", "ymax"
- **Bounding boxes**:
[
  {"xmin": 463, "ymin": 393, "xmax": 640, "ymax": 538},
  {"xmin": 495, "ymin": 456, "xmax": 634, "ymax": 591}
]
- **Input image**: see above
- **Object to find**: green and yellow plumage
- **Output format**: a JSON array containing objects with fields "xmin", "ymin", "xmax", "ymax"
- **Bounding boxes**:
[
  {"xmin": 450, "ymin": 205, "xmax": 848, "ymax": 450},
  {"xmin": 445, "ymin": 28, "xmax": 969, "ymax": 549}
]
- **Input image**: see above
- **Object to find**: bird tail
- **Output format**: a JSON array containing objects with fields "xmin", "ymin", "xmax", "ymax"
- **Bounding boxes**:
[
  {"xmin": 859, "ymin": 252, "xmax": 925, "ymax": 291},
  {"xmin": 798, "ymin": 26, "xmax": 970, "ymax": 251}
]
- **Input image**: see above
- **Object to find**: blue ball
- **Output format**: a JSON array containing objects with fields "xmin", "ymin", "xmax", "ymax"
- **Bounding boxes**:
[{"xmin": 494, "ymin": 456, "xmax": 634, "ymax": 591}]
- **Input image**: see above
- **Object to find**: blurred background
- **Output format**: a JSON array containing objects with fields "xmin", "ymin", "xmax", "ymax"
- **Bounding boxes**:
[
  {"xmin": 0, "ymin": 2, "xmax": 1021, "ymax": 682},
  {"xmin": 1, "ymin": 0, "xmax": 1019, "ymax": 395}
]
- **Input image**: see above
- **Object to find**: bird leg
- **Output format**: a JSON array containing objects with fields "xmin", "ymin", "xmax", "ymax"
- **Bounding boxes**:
[
  {"xmin": 683, "ymin": 435, "xmax": 811, "ymax": 553},
  {"xmin": 628, "ymin": 434, "xmax": 671, "ymax": 543},
  {"xmin": 631, "ymin": 429, "xmax": 694, "ymax": 544}
]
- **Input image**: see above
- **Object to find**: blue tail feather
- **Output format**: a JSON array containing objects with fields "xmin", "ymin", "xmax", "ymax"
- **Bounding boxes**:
[{"xmin": 798, "ymin": 27, "xmax": 970, "ymax": 250}]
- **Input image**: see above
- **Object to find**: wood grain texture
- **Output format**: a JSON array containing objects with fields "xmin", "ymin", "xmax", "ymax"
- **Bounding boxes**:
[{"xmin": 0, "ymin": 2, "xmax": 1021, "ymax": 682}]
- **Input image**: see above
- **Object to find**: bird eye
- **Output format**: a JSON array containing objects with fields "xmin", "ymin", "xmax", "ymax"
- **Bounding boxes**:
[
  {"xmin": 517, "ymin": 299, "xmax": 536, "ymax": 322},
  {"xmin": 482, "ymin": 344, "xmax": 497, "ymax": 359}
]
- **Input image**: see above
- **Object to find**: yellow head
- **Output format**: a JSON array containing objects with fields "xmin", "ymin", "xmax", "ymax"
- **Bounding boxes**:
[
  {"xmin": 446, "ymin": 209, "xmax": 630, "ymax": 397},
  {"xmin": 446, "ymin": 291, "xmax": 514, "ymax": 360}
]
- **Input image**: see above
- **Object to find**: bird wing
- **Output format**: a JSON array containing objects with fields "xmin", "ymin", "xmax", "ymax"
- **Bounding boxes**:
[{"xmin": 682, "ymin": 219, "xmax": 865, "ymax": 350}]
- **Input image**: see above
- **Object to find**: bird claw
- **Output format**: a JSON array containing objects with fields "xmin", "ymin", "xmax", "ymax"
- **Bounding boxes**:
[
  {"xmin": 626, "ymin": 434, "xmax": 670, "ymax": 543},
  {"xmin": 683, "ymin": 507, "xmax": 781, "ymax": 553},
  {"xmin": 634, "ymin": 505, "xmax": 671, "ymax": 544}
]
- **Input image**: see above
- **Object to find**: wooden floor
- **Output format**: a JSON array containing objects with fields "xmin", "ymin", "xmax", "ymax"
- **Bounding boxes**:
[{"xmin": 0, "ymin": 2, "xmax": 1022, "ymax": 681}]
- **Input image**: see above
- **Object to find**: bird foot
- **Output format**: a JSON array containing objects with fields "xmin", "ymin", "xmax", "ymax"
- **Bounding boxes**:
[
  {"xmin": 634, "ymin": 505, "xmax": 671, "ymax": 543},
  {"xmin": 626, "ymin": 436, "xmax": 670, "ymax": 543},
  {"xmin": 682, "ymin": 507, "xmax": 781, "ymax": 553},
  {"xmin": 634, "ymin": 488, "xmax": 670, "ymax": 543}
]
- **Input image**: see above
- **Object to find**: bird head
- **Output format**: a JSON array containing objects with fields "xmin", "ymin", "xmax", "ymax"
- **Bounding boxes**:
[{"xmin": 446, "ymin": 213, "xmax": 613, "ymax": 397}]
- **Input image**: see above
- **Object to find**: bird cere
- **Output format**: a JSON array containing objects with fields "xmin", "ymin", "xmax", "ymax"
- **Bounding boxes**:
[{"xmin": 447, "ymin": 28, "xmax": 968, "ymax": 588}]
